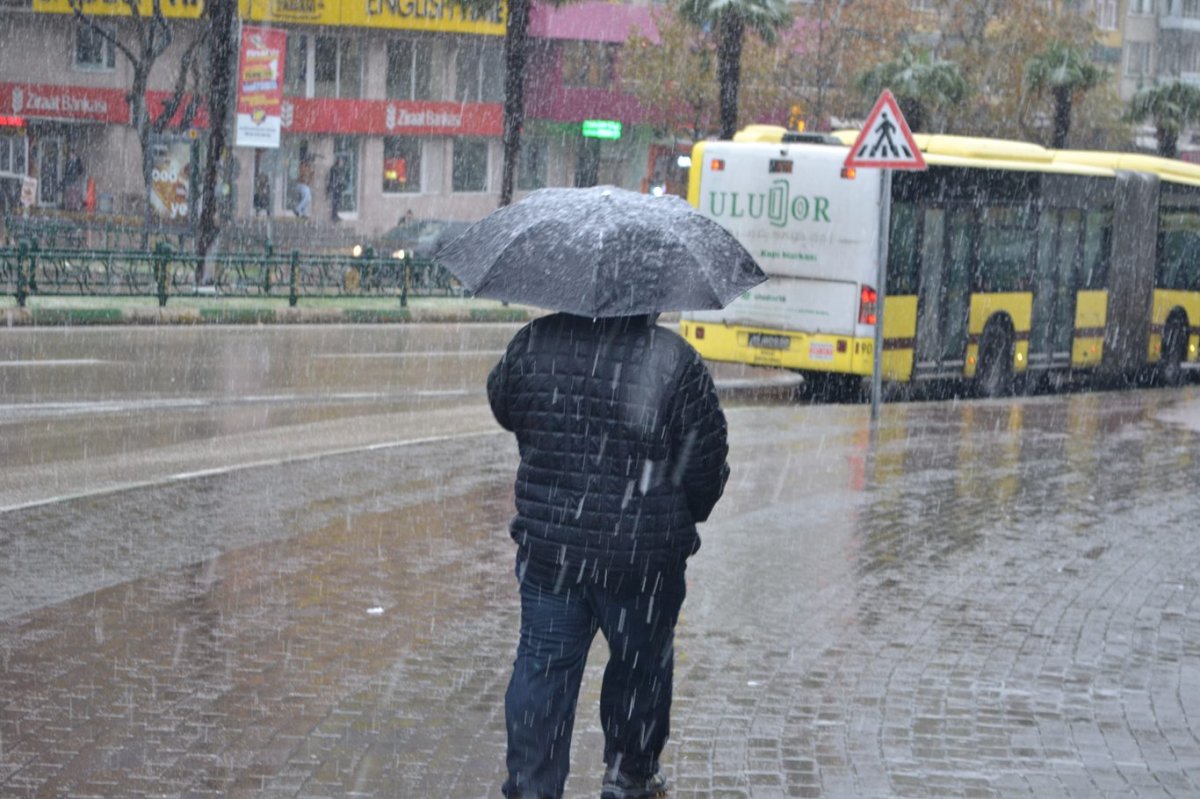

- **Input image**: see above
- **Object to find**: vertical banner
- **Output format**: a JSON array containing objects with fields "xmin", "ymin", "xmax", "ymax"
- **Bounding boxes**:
[
  {"xmin": 235, "ymin": 26, "xmax": 286, "ymax": 148},
  {"xmin": 150, "ymin": 138, "xmax": 193, "ymax": 222}
]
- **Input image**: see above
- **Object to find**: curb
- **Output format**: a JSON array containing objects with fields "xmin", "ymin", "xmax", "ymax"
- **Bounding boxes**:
[{"xmin": 3, "ymin": 304, "xmax": 540, "ymax": 327}]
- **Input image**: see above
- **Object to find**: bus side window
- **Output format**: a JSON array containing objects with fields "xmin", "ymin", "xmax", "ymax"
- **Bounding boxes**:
[
  {"xmin": 888, "ymin": 202, "xmax": 920, "ymax": 295},
  {"xmin": 977, "ymin": 204, "xmax": 1036, "ymax": 292},
  {"xmin": 1083, "ymin": 210, "xmax": 1112, "ymax": 290}
]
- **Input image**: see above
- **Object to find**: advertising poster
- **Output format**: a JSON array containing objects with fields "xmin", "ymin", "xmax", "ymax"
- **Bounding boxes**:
[
  {"xmin": 150, "ymin": 138, "xmax": 192, "ymax": 222},
  {"xmin": 236, "ymin": 26, "xmax": 286, "ymax": 148}
]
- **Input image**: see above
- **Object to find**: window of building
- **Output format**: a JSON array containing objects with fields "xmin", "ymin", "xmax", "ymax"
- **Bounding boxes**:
[
  {"xmin": 383, "ymin": 137, "xmax": 422, "ymax": 194},
  {"xmin": 561, "ymin": 42, "xmax": 616, "ymax": 89},
  {"xmin": 452, "ymin": 138, "xmax": 489, "ymax": 192},
  {"xmin": 911, "ymin": 0, "xmax": 935, "ymax": 10},
  {"xmin": 284, "ymin": 35, "xmax": 361, "ymax": 98},
  {"xmin": 314, "ymin": 37, "xmax": 361, "ymax": 98},
  {"xmin": 0, "ymin": 134, "xmax": 27, "ymax": 177},
  {"xmin": 1126, "ymin": 41, "xmax": 1152, "ymax": 76},
  {"xmin": 455, "ymin": 38, "xmax": 505, "ymax": 103},
  {"xmin": 1184, "ymin": 0, "xmax": 1200, "ymax": 18},
  {"xmin": 1128, "ymin": 0, "xmax": 1154, "ymax": 13},
  {"xmin": 1095, "ymin": 0, "xmax": 1118, "ymax": 29},
  {"xmin": 75, "ymin": 25, "xmax": 116, "ymax": 70},
  {"xmin": 1183, "ymin": 44, "xmax": 1200, "ymax": 73},
  {"xmin": 517, "ymin": 136, "xmax": 546, "ymax": 191},
  {"xmin": 284, "ymin": 34, "xmax": 309, "ymax": 95},
  {"xmin": 386, "ymin": 39, "xmax": 445, "ymax": 100}
]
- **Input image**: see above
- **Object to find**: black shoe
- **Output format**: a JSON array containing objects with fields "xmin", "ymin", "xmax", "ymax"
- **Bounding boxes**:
[{"xmin": 601, "ymin": 769, "xmax": 668, "ymax": 799}]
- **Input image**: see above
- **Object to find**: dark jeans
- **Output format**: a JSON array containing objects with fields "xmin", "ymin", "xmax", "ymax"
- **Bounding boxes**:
[{"xmin": 502, "ymin": 556, "xmax": 687, "ymax": 799}]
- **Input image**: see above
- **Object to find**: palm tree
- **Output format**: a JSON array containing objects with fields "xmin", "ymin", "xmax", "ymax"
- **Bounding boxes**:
[
  {"xmin": 679, "ymin": 0, "xmax": 790, "ymax": 140},
  {"xmin": 1128, "ymin": 81, "xmax": 1200, "ymax": 159},
  {"xmin": 855, "ymin": 49, "xmax": 970, "ymax": 133},
  {"xmin": 460, "ymin": 0, "xmax": 579, "ymax": 207},
  {"xmin": 1024, "ymin": 41, "xmax": 1107, "ymax": 149}
]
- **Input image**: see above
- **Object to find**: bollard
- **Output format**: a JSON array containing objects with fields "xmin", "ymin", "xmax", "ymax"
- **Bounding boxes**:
[
  {"xmin": 362, "ymin": 247, "xmax": 375, "ymax": 293},
  {"xmin": 289, "ymin": 250, "xmax": 299, "ymax": 307},
  {"xmin": 262, "ymin": 244, "xmax": 273, "ymax": 294},
  {"xmin": 28, "ymin": 239, "xmax": 39, "ymax": 294},
  {"xmin": 153, "ymin": 242, "xmax": 171, "ymax": 307},
  {"xmin": 401, "ymin": 255, "xmax": 410, "ymax": 308},
  {"xmin": 15, "ymin": 241, "xmax": 27, "ymax": 308}
]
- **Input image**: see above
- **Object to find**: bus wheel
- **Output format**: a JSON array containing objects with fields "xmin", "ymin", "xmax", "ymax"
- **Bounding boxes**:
[
  {"xmin": 976, "ymin": 324, "xmax": 1014, "ymax": 398},
  {"xmin": 1160, "ymin": 317, "xmax": 1188, "ymax": 387}
]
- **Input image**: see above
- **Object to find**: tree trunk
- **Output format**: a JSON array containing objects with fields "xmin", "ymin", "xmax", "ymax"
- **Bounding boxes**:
[
  {"xmin": 196, "ymin": 0, "xmax": 237, "ymax": 269},
  {"xmin": 131, "ymin": 70, "xmax": 154, "ymax": 249},
  {"xmin": 716, "ymin": 13, "xmax": 744, "ymax": 141},
  {"xmin": 499, "ymin": 0, "xmax": 531, "ymax": 208},
  {"xmin": 1052, "ymin": 87, "xmax": 1072, "ymax": 149},
  {"xmin": 902, "ymin": 99, "xmax": 926, "ymax": 134},
  {"xmin": 1158, "ymin": 125, "xmax": 1179, "ymax": 159}
]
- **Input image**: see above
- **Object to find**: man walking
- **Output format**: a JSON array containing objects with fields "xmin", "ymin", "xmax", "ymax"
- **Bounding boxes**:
[{"xmin": 488, "ymin": 312, "xmax": 730, "ymax": 799}]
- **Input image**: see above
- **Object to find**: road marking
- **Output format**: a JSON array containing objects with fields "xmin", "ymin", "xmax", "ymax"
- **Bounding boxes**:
[
  {"xmin": 0, "ymin": 390, "xmax": 477, "ymax": 419},
  {"xmin": 0, "ymin": 359, "xmax": 112, "ymax": 367},
  {"xmin": 0, "ymin": 429, "xmax": 506, "ymax": 515},
  {"xmin": 311, "ymin": 350, "xmax": 504, "ymax": 358}
]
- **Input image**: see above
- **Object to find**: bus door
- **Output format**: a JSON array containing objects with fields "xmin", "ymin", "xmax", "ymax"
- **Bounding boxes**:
[
  {"xmin": 914, "ymin": 206, "xmax": 973, "ymax": 377},
  {"xmin": 1030, "ymin": 209, "xmax": 1082, "ymax": 370}
]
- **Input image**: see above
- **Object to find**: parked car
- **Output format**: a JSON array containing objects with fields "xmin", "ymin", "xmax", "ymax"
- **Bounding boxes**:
[{"xmin": 352, "ymin": 218, "xmax": 474, "ymax": 260}]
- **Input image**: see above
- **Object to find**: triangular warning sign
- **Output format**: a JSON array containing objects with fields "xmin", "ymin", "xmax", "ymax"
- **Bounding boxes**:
[{"xmin": 844, "ymin": 89, "xmax": 926, "ymax": 171}]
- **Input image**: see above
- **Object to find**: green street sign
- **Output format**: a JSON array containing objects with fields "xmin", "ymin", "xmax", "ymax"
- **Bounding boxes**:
[{"xmin": 581, "ymin": 119, "xmax": 622, "ymax": 140}]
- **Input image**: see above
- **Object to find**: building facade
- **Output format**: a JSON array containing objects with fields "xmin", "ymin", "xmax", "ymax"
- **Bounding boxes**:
[{"xmin": 0, "ymin": 0, "xmax": 658, "ymax": 237}]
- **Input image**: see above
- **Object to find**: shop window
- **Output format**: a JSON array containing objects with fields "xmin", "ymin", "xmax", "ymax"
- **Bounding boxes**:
[
  {"xmin": 456, "ymin": 38, "xmax": 504, "ymax": 103},
  {"xmin": 517, "ymin": 136, "xmax": 546, "ymax": 191},
  {"xmin": 284, "ymin": 139, "xmax": 314, "ymax": 216},
  {"xmin": 383, "ymin": 137, "xmax": 422, "ymax": 194},
  {"xmin": 75, "ymin": 25, "xmax": 115, "ymax": 70},
  {"xmin": 561, "ymin": 42, "xmax": 616, "ymax": 89},
  {"xmin": 332, "ymin": 136, "xmax": 358, "ymax": 213},
  {"xmin": 387, "ymin": 39, "xmax": 444, "ymax": 101},
  {"xmin": 452, "ymin": 138, "xmax": 489, "ymax": 192},
  {"xmin": 0, "ymin": 135, "xmax": 27, "ymax": 177}
]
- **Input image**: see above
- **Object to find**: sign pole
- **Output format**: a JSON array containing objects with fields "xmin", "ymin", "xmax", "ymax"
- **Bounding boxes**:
[
  {"xmin": 871, "ymin": 168, "xmax": 892, "ymax": 423},
  {"xmin": 842, "ymin": 88, "xmax": 925, "ymax": 425}
]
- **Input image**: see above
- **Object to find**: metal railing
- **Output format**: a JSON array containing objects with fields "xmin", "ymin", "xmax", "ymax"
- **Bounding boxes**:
[{"xmin": 1, "ymin": 241, "xmax": 457, "ymax": 308}]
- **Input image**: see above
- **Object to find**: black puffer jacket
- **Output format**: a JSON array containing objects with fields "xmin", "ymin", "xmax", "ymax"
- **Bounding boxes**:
[{"xmin": 488, "ymin": 312, "xmax": 729, "ymax": 584}]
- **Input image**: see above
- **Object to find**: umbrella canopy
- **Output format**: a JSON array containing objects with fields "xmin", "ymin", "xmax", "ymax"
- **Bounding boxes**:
[{"xmin": 437, "ymin": 186, "xmax": 767, "ymax": 317}]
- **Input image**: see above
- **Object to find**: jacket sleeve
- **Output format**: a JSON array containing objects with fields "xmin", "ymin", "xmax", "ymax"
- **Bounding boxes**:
[
  {"xmin": 488, "ymin": 326, "xmax": 527, "ymax": 432},
  {"xmin": 669, "ymin": 349, "xmax": 729, "ymax": 523}
]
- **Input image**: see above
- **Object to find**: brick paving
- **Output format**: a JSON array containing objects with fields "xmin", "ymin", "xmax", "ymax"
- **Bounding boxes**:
[{"xmin": 3, "ymin": 386, "xmax": 1200, "ymax": 797}]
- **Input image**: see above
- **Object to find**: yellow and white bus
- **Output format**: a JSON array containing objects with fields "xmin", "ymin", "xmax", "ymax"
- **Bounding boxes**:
[{"xmin": 680, "ymin": 126, "xmax": 1200, "ymax": 397}]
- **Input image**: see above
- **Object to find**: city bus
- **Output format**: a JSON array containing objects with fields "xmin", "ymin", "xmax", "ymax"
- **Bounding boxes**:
[{"xmin": 679, "ymin": 126, "xmax": 1200, "ymax": 397}]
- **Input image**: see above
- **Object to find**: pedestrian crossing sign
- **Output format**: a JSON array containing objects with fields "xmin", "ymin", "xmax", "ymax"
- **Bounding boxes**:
[{"xmin": 844, "ymin": 89, "xmax": 926, "ymax": 171}]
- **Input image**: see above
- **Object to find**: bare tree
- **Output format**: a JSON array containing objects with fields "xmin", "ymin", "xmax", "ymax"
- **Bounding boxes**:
[{"xmin": 68, "ymin": 0, "xmax": 206, "ymax": 237}]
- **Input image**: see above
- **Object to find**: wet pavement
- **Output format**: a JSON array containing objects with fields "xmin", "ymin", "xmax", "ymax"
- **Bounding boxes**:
[{"xmin": 4, "ymin": 326, "xmax": 1200, "ymax": 797}]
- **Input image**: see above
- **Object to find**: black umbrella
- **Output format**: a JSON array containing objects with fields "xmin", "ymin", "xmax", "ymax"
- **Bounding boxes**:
[{"xmin": 437, "ymin": 186, "xmax": 767, "ymax": 318}]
